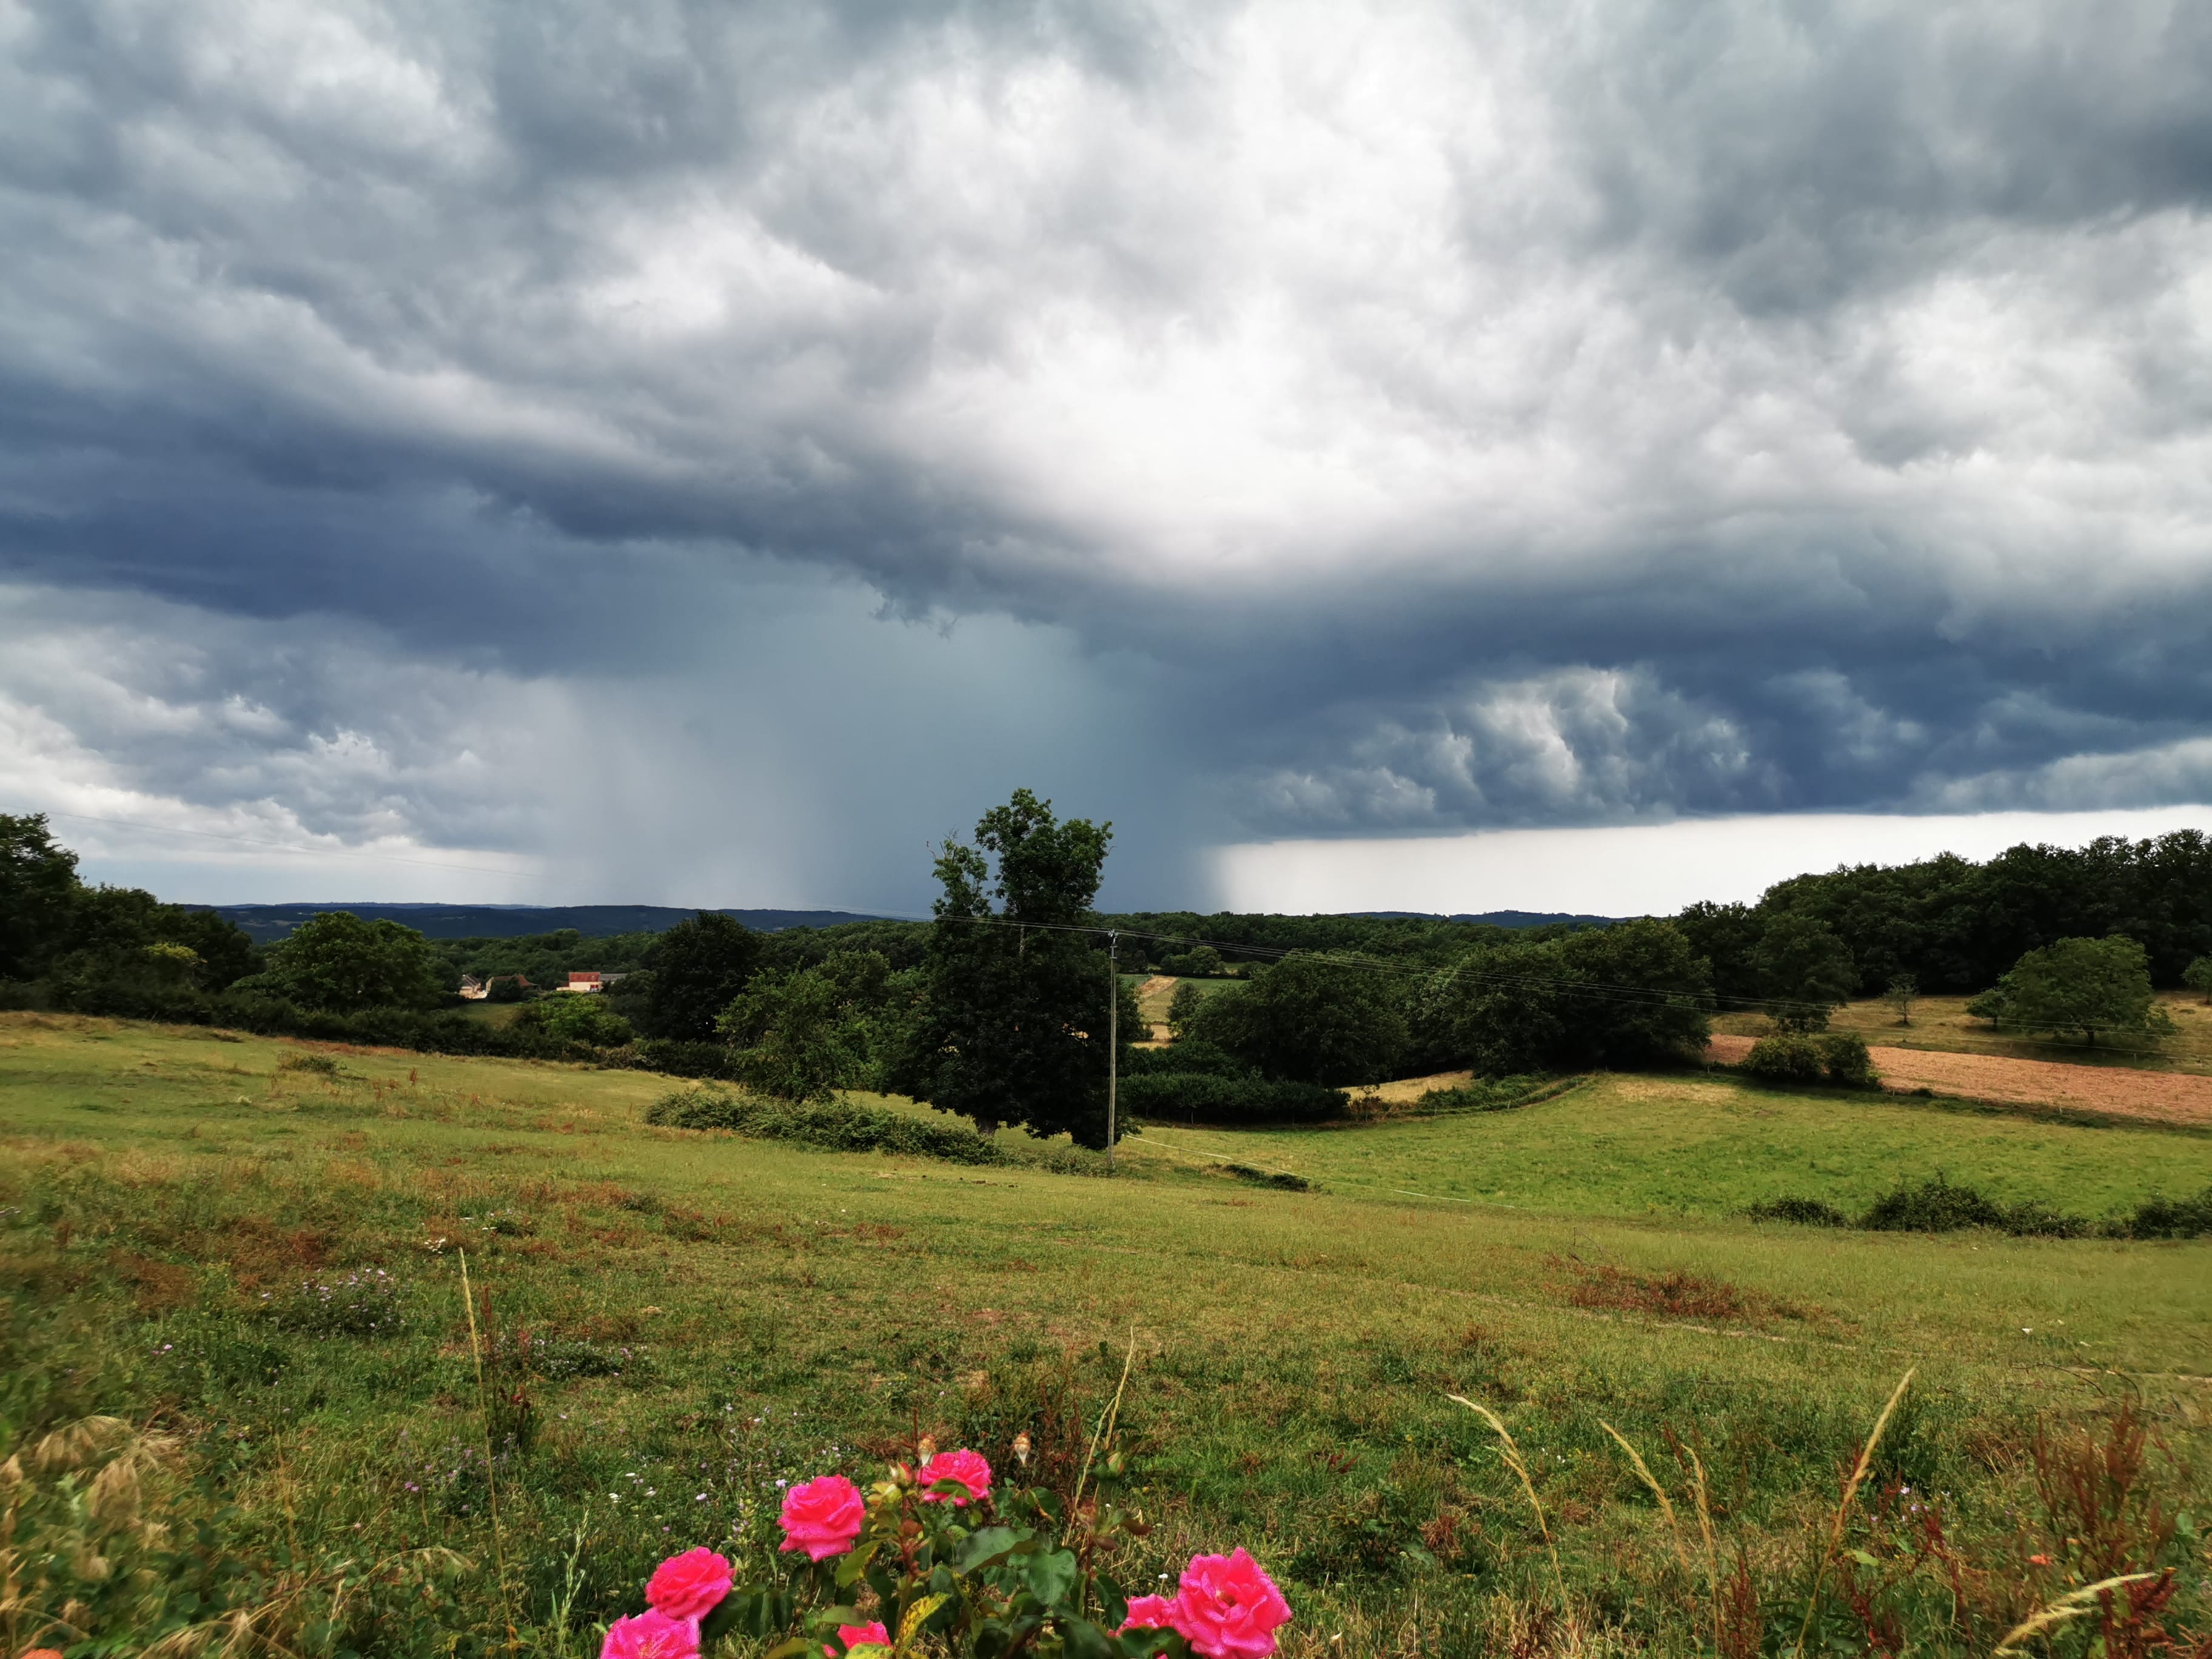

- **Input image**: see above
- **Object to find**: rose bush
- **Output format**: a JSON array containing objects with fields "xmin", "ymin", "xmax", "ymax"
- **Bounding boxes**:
[{"xmin": 597, "ymin": 1443, "xmax": 1290, "ymax": 1659}]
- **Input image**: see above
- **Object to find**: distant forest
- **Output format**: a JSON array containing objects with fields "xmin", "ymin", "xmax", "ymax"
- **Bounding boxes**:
[{"xmin": 385, "ymin": 830, "xmax": 2212, "ymax": 1001}]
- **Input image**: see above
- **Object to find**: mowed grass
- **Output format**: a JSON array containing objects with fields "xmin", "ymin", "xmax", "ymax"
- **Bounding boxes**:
[
  {"xmin": 3, "ymin": 1011, "xmax": 2209, "ymax": 1657},
  {"xmin": 1122, "ymin": 1071, "xmax": 2212, "ymax": 1229}
]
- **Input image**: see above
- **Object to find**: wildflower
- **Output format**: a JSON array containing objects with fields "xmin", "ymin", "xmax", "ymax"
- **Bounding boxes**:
[
  {"xmin": 600, "ymin": 1610, "xmax": 700, "ymax": 1659},
  {"xmin": 779, "ymin": 1474, "xmax": 866, "ymax": 1560},
  {"xmin": 917, "ymin": 1447, "xmax": 992, "ymax": 1506},
  {"xmin": 2029, "ymin": 1553, "xmax": 2054, "ymax": 1566},
  {"xmin": 645, "ymin": 1547, "xmax": 734, "ymax": 1620},
  {"xmin": 1171, "ymin": 1549, "xmax": 1292, "ymax": 1659},
  {"xmin": 827, "ymin": 1620, "xmax": 890, "ymax": 1655}
]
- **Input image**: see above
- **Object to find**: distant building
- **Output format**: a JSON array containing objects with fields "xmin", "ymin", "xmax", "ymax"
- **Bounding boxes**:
[
  {"xmin": 459, "ymin": 975, "xmax": 489, "ymax": 1000},
  {"xmin": 566, "ymin": 971, "xmax": 604, "ymax": 993}
]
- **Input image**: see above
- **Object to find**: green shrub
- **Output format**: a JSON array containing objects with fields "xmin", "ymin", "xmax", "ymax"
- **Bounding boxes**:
[
  {"xmin": 1414, "ymin": 1073, "xmax": 1561, "ymax": 1113},
  {"xmin": 1746, "ymin": 1196, "xmax": 1850, "ymax": 1227},
  {"xmin": 1116, "ymin": 1071, "xmax": 1347, "ymax": 1125},
  {"xmin": 1743, "ymin": 1033, "xmax": 1825, "ymax": 1083},
  {"xmin": 644, "ymin": 1090, "xmax": 1004, "ymax": 1165},
  {"xmin": 1860, "ymin": 1176, "xmax": 2088, "ymax": 1237},
  {"xmin": 2117, "ymin": 1187, "xmax": 2212, "ymax": 1239},
  {"xmin": 1815, "ymin": 1031, "xmax": 1879, "ymax": 1087}
]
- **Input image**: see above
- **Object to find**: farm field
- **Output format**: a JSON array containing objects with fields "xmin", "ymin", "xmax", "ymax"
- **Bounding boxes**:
[
  {"xmin": 3, "ymin": 1011, "xmax": 2208, "ymax": 1657},
  {"xmin": 1714, "ymin": 992, "xmax": 2212, "ymax": 1074},
  {"xmin": 1704, "ymin": 1033, "xmax": 2212, "ymax": 1128}
]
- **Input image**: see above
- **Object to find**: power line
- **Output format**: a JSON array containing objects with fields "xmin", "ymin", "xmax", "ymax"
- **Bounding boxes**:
[{"xmin": 38, "ymin": 809, "xmax": 537, "ymax": 881}]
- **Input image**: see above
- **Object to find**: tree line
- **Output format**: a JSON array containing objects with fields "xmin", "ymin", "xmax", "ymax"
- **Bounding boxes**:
[{"xmin": 5, "ymin": 805, "xmax": 2208, "ymax": 1141}]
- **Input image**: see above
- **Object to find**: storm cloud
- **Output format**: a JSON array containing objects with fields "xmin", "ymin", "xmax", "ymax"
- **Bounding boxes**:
[{"xmin": 4, "ymin": 0, "xmax": 2210, "ymax": 903}]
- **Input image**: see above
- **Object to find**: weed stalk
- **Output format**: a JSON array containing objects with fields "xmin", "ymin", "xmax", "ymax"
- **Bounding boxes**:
[
  {"xmin": 460, "ymin": 1249, "xmax": 519, "ymax": 1655},
  {"xmin": 1790, "ymin": 1367, "xmax": 1914, "ymax": 1658}
]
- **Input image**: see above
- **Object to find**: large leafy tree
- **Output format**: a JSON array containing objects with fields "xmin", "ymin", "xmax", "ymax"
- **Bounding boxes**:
[
  {"xmin": 0, "ymin": 813, "xmax": 83, "ymax": 980},
  {"xmin": 718, "ymin": 964, "xmax": 868, "ymax": 1102},
  {"xmin": 890, "ymin": 788, "xmax": 1134, "ymax": 1147},
  {"xmin": 1968, "ymin": 935, "xmax": 2175, "ymax": 1047},
  {"xmin": 1751, "ymin": 913, "xmax": 1857, "ymax": 1033},
  {"xmin": 1184, "ymin": 953, "xmax": 1407, "ymax": 1086},
  {"xmin": 645, "ymin": 913, "xmax": 762, "ymax": 1041},
  {"xmin": 1407, "ymin": 919, "xmax": 1711, "ymax": 1076},
  {"xmin": 250, "ymin": 911, "xmax": 451, "ymax": 1012}
]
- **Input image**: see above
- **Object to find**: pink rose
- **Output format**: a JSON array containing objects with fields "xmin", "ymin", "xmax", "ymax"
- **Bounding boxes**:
[
  {"xmin": 1171, "ymin": 1549, "xmax": 1292, "ymax": 1659},
  {"xmin": 916, "ymin": 1448, "xmax": 991, "ymax": 1506},
  {"xmin": 825, "ymin": 1620, "xmax": 891, "ymax": 1655},
  {"xmin": 645, "ymin": 1547, "xmax": 734, "ymax": 1620},
  {"xmin": 779, "ymin": 1475, "xmax": 866, "ymax": 1561},
  {"xmin": 1119, "ymin": 1593, "xmax": 1181, "ymax": 1631},
  {"xmin": 601, "ymin": 1610, "xmax": 700, "ymax": 1659}
]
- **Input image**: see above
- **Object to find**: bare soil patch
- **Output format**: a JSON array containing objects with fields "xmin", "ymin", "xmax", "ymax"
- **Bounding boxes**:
[{"xmin": 1706, "ymin": 1033, "xmax": 2212, "ymax": 1128}]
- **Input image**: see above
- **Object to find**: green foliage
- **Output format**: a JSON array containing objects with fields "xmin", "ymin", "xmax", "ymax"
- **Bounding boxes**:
[
  {"xmin": 515, "ymin": 993, "xmax": 636, "ymax": 1047},
  {"xmin": 2183, "ymin": 954, "xmax": 2212, "ymax": 1002},
  {"xmin": 645, "ymin": 912, "xmax": 762, "ymax": 1041},
  {"xmin": 1751, "ymin": 912, "xmax": 1857, "ymax": 1031},
  {"xmin": 1972, "ymin": 935, "xmax": 2176, "ymax": 1046},
  {"xmin": 1412, "ymin": 1074, "xmax": 1570, "ymax": 1113},
  {"xmin": 1164, "ymin": 979, "xmax": 1204, "ymax": 1039},
  {"xmin": 717, "ymin": 965, "xmax": 866, "ymax": 1102},
  {"xmin": 1184, "ymin": 953, "xmax": 1406, "ymax": 1085},
  {"xmin": 242, "ymin": 910, "xmax": 451, "ymax": 1013},
  {"xmin": 1115, "ymin": 1071, "xmax": 1347, "ymax": 1125},
  {"xmin": 1883, "ymin": 972, "xmax": 1919, "ymax": 1025},
  {"xmin": 1815, "ymin": 1030, "xmax": 1878, "ymax": 1087},
  {"xmin": 1745, "ymin": 830, "xmax": 2212, "ymax": 992},
  {"xmin": 1744, "ymin": 1033, "xmax": 1824, "ymax": 1084},
  {"xmin": 0, "ymin": 811, "xmax": 81, "ymax": 979},
  {"xmin": 1742, "ymin": 1031, "xmax": 1879, "ymax": 1088},
  {"xmin": 645, "ymin": 1088, "xmax": 1004, "ymax": 1164},
  {"xmin": 891, "ymin": 789, "xmax": 1131, "ymax": 1148},
  {"xmin": 1746, "ymin": 1196, "xmax": 1851, "ymax": 1227},
  {"xmin": 1407, "ymin": 919, "xmax": 1712, "ymax": 1077},
  {"xmin": 1157, "ymin": 943, "xmax": 1225, "ymax": 977}
]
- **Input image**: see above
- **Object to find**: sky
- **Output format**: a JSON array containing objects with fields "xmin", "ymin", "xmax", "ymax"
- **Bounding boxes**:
[{"xmin": 4, "ymin": 0, "xmax": 2211, "ymax": 916}]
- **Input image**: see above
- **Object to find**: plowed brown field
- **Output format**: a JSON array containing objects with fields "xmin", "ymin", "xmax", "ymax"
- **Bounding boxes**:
[{"xmin": 1704, "ymin": 1033, "xmax": 2212, "ymax": 1128}]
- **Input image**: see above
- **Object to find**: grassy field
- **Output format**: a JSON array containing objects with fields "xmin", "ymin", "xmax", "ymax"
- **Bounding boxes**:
[
  {"xmin": 1715, "ymin": 993, "xmax": 2212, "ymax": 1075},
  {"xmin": 4, "ymin": 1011, "xmax": 2208, "ymax": 1658}
]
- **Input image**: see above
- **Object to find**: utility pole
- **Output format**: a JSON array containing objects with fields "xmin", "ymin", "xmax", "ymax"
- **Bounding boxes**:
[{"xmin": 1106, "ymin": 930, "xmax": 1118, "ymax": 1175}]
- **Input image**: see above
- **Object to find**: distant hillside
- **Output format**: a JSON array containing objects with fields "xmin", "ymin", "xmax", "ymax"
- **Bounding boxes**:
[
  {"xmin": 194, "ymin": 902, "xmax": 907, "ymax": 944},
  {"xmin": 1352, "ymin": 909, "xmax": 1621, "ymax": 928}
]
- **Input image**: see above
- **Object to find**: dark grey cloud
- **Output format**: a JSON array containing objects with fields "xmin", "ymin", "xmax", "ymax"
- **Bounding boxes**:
[{"xmin": 4, "ymin": 0, "xmax": 2211, "ymax": 902}]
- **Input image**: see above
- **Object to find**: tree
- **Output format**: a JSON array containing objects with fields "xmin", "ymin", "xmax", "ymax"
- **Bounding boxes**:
[
  {"xmin": 645, "ymin": 913, "xmax": 762, "ymax": 1040},
  {"xmin": 1165, "ymin": 979, "xmax": 1205, "ymax": 1040},
  {"xmin": 1673, "ymin": 900, "xmax": 1765, "ymax": 1007},
  {"xmin": 1971, "ymin": 935, "xmax": 2176, "ymax": 1048},
  {"xmin": 1161, "ymin": 944, "xmax": 1225, "ymax": 977},
  {"xmin": 718, "ymin": 966, "xmax": 867, "ymax": 1102},
  {"xmin": 888, "ymin": 788, "xmax": 1133, "ymax": 1147},
  {"xmin": 0, "ymin": 813, "xmax": 82, "ymax": 980},
  {"xmin": 249, "ymin": 911, "xmax": 450, "ymax": 1012},
  {"xmin": 1407, "ymin": 919, "xmax": 1711, "ymax": 1076},
  {"xmin": 2185, "ymin": 956, "xmax": 2212, "ymax": 1004},
  {"xmin": 1752, "ymin": 913, "xmax": 1857, "ymax": 1033},
  {"xmin": 1883, "ymin": 973, "xmax": 1919, "ymax": 1027},
  {"xmin": 1184, "ymin": 953, "xmax": 1407, "ymax": 1086},
  {"xmin": 518, "ymin": 993, "xmax": 635, "ymax": 1047}
]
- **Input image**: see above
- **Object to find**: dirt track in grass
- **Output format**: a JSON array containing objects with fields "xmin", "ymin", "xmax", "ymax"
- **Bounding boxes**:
[{"xmin": 1705, "ymin": 1032, "xmax": 2212, "ymax": 1128}]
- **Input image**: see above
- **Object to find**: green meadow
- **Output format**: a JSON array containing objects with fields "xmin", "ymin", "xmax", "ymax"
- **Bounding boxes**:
[{"xmin": 4, "ymin": 1011, "xmax": 2208, "ymax": 1657}]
